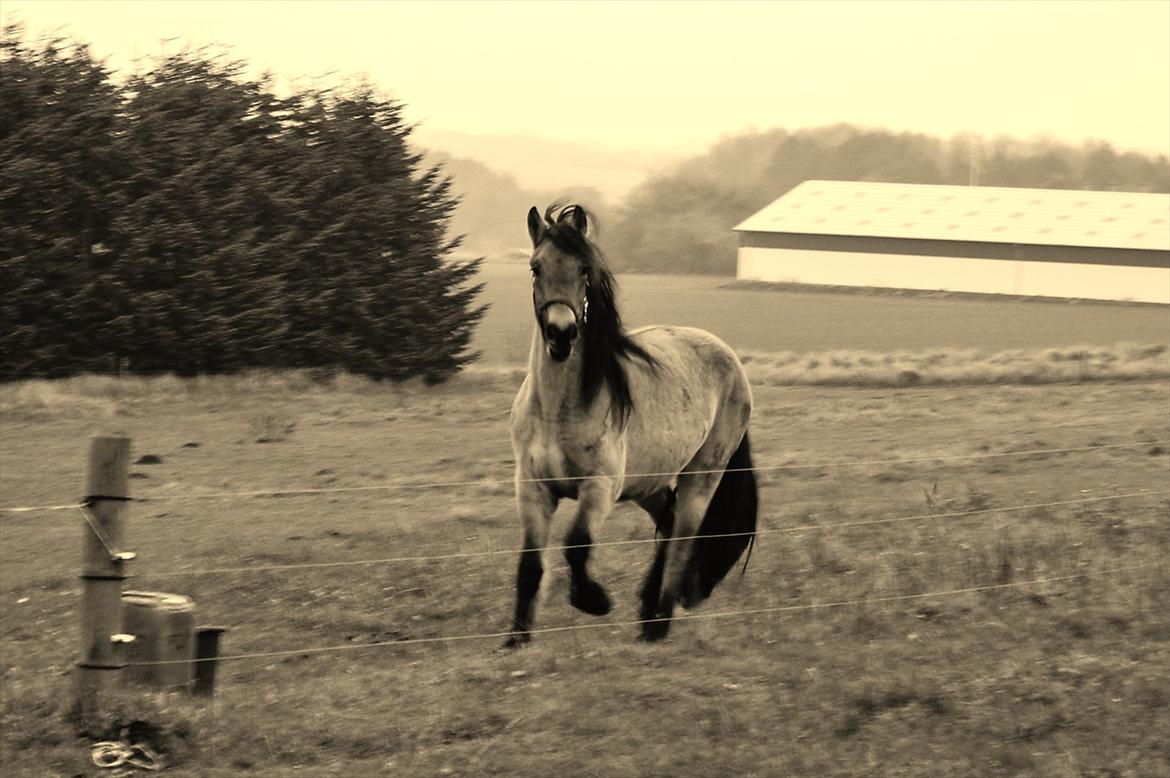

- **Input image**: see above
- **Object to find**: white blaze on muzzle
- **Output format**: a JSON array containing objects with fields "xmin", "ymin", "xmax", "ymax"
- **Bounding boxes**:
[
  {"xmin": 537, "ymin": 294, "xmax": 588, "ymax": 360},
  {"xmin": 538, "ymin": 291, "xmax": 589, "ymax": 334},
  {"xmin": 542, "ymin": 302, "xmax": 578, "ymax": 334}
]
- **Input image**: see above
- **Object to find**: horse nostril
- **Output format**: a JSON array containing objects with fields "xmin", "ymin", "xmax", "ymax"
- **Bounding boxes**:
[{"xmin": 545, "ymin": 322, "xmax": 578, "ymax": 343}]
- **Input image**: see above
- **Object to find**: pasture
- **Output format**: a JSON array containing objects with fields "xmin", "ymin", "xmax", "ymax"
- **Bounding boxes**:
[{"xmin": 1, "ymin": 276, "xmax": 1169, "ymax": 776}]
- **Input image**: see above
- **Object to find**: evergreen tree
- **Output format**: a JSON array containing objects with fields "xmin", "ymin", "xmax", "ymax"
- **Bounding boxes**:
[
  {"xmin": 0, "ymin": 25, "xmax": 128, "ymax": 375},
  {"xmin": 279, "ymin": 84, "xmax": 485, "ymax": 380},
  {"xmin": 0, "ymin": 31, "xmax": 486, "ymax": 381},
  {"xmin": 111, "ymin": 50, "xmax": 299, "ymax": 374}
]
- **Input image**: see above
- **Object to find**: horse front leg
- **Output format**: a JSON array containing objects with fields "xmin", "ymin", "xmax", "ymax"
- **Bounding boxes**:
[
  {"xmin": 565, "ymin": 482, "xmax": 617, "ymax": 616},
  {"xmin": 504, "ymin": 481, "xmax": 556, "ymax": 648}
]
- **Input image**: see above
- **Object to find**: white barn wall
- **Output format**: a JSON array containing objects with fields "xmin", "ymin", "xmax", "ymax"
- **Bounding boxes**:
[
  {"xmin": 1015, "ymin": 260, "xmax": 1169, "ymax": 304},
  {"xmin": 737, "ymin": 247, "xmax": 1170, "ymax": 304}
]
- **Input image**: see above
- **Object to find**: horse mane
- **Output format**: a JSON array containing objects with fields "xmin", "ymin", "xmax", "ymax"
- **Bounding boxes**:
[{"xmin": 537, "ymin": 202, "xmax": 656, "ymax": 427}]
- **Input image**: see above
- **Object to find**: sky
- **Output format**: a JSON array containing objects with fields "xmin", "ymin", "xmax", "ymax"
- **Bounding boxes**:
[{"xmin": 4, "ymin": 0, "xmax": 1169, "ymax": 159}]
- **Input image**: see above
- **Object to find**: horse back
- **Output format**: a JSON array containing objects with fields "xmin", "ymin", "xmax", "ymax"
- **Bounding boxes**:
[{"xmin": 619, "ymin": 326, "xmax": 752, "ymax": 499}]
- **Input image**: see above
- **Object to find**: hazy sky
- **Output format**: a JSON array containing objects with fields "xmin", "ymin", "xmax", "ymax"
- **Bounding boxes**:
[{"xmin": 5, "ymin": 0, "xmax": 1169, "ymax": 156}]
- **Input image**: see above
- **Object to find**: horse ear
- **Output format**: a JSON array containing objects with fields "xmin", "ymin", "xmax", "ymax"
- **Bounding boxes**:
[
  {"xmin": 569, "ymin": 205, "xmax": 588, "ymax": 236},
  {"xmin": 527, "ymin": 206, "xmax": 544, "ymax": 246}
]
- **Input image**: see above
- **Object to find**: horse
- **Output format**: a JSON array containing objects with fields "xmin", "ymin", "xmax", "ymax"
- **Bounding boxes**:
[{"xmin": 505, "ymin": 203, "xmax": 758, "ymax": 646}]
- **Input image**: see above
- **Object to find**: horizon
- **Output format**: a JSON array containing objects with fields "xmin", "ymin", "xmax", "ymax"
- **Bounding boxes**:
[
  {"xmin": 4, "ymin": 0, "xmax": 1168, "ymax": 202},
  {"xmin": 3, "ymin": 1, "xmax": 1167, "ymax": 157}
]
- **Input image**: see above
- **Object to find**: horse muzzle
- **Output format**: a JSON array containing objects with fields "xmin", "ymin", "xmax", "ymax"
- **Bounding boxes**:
[{"xmin": 541, "ymin": 302, "xmax": 579, "ymax": 362}]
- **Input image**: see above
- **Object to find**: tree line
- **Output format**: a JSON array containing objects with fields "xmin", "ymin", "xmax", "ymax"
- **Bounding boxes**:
[
  {"xmin": 605, "ymin": 125, "xmax": 1170, "ymax": 275},
  {"xmin": 0, "ymin": 26, "xmax": 485, "ymax": 381}
]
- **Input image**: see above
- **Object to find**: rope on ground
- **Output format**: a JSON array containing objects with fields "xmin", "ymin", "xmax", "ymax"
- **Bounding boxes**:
[
  {"xmin": 125, "ymin": 565, "xmax": 1151, "ymax": 666},
  {"xmin": 133, "ymin": 488, "xmax": 1169, "ymax": 579},
  {"xmin": 90, "ymin": 739, "xmax": 163, "ymax": 771},
  {"xmin": 3, "ymin": 438, "xmax": 1165, "ymax": 515},
  {"xmin": 91, "ymin": 739, "xmax": 162, "ymax": 767}
]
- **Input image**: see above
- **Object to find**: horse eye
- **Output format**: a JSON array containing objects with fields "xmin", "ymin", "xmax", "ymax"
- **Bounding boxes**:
[{"xmin": 530, "ymin": 266, "xmax": 540, "ymax": 278}]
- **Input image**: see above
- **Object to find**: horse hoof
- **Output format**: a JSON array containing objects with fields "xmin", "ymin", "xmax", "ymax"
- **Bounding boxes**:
[
  {"xmin": 502, "ymin": 633, "xmax": 531, "ymax": 650},
  {"xmin": 639, "ymin": 618, "xmax": 671, "ymax": 642},
  {"xmin": 570, "ymin": 581, "xmax": 612, "ymax": 616}
]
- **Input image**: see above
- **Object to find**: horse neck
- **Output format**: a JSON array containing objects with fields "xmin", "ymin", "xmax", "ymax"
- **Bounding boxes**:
[{"xmin": 526, "ymin": 327, "xmax": 585, "ymax": 415}]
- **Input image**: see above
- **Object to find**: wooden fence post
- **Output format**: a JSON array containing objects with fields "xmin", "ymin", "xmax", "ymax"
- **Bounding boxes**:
[{"xmin": 74, "ymin": 435, "xmax": 135, "ymax": 725}]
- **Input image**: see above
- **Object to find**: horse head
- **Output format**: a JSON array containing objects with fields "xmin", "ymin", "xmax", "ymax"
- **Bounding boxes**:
[{"xmin": 527, "ymin": 203, "xmax": 595, "ymax": 362}]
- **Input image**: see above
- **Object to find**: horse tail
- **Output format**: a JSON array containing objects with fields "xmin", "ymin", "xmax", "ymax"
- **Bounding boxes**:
[{"xmin": 684, "ymin": 430, "xmax": 758, "ymax": 607}]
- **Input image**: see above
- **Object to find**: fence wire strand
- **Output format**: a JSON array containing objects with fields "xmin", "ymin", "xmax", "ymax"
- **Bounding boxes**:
[
  {"xmin": 0, "ymin": 427, "xmax": 1162, "ymax": 680},
  {"xmin": 2, "ymin": 438, "xmax": 1166, "ymax": 515},
  {"xmin": 78, "ymin": 504, "xmax": 121, "ymax": 558},
  {"xmin": 126, "ymin": 565, "xmax": 1152, "ymax": 666},
  {"xmin": 133, "ymin": 488, "xmax": 1169, "ymax": 579},
  {"xmin": 0, "ymin": 502, "xmax": 85, "ymax": 514}
]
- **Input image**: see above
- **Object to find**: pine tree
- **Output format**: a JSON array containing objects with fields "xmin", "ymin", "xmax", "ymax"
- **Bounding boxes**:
[
  {"xmin": 0, "ymin": 25, "xmax": 129, "ymax": 375},
  {"xmin": 1, "ymin": 32, "xmax": 486, "ymax": 381},
  {"xmin": 111, "ymin": 49, "xmax": 301, "ymax": 374},
  {"xmin": 273, "ymin": 83, "xmax": 485, "ymax": 380}
]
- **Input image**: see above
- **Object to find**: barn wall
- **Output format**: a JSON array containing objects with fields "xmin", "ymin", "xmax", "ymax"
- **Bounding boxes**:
[
  {"xmin": 738, "ymin": 231, "xmax": 1170, "ymax": 268},
  {"xmin": 736, "ymin": 247, "xmax": 1170, "ymax": 304}
]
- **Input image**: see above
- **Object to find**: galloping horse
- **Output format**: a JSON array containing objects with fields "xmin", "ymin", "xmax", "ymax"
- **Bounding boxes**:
[{"xmin": 506, "ymin": 203, "xmax": 758, "ymax": 645}]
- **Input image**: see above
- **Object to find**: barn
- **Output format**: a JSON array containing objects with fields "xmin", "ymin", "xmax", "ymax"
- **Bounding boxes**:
[{"xmin": 734, "ymin": 181, "xmax": 1170, "ymax": 304}]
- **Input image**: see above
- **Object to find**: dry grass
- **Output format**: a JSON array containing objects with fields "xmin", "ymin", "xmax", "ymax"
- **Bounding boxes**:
[
  {"xmin": 739, "ymin": 343, "xmax": 1170, "ymax": 388},
  {"xmin": 1, "ymin": 370, "xmax": 1168, "ymax": 777},
  {"xmin": 0, "ymin": 344, "xmax": 1165, "ymax": 421}
]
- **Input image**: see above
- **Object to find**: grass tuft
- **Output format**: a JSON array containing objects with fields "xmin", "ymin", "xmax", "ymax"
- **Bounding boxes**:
[{"xmin": 1, "ymin": 343, "xmax": 1165, "ymax": 418}]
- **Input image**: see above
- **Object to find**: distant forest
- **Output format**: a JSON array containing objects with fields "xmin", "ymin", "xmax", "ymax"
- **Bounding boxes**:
[{"xmin": 437, "ymin": 125, "xmax": 1169, "ymax": 276}]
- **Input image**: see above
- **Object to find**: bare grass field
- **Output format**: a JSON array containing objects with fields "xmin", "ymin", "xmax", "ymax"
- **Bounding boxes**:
[
  {"xmin": 472, "ymin": 262, "xmax": 1170, "ymax": 364},
  {"xmin": 1, "ymin": 365, "xmax": 1168, "ymax": 776}
]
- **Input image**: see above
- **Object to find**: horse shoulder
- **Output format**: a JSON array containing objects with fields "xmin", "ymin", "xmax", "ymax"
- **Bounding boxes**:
[{"xmin": 509, "ymin": 378, "xmax": 539, "ymax": 450}]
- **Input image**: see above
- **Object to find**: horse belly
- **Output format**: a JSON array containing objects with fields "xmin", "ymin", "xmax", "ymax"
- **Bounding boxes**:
[{"xmin": 619, "ymin": 418, "xmax": 709, "ymax": 501}]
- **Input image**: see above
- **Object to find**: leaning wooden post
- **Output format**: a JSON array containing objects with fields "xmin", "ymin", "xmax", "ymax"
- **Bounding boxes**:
[{"xmin": 74, "ymin": 435, "xmax": 136, "ymax": 725}]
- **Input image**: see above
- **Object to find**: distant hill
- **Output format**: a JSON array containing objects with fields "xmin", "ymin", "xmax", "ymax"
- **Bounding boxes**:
[
  {"xmin": 420, "ymin": 150, "xmax": 615, "ymax": 259},
  {"xmin": 413, "ymin": 128, "xmax": 683, "ymax": 204}
]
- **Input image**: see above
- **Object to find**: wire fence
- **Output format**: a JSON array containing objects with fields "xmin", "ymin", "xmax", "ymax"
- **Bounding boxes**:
[
  {"xmin": 126, "ymin": 565, "xmax": 1153, "ymax": 667},
  {"xmin": 131, "ymin": 489, "xmax": 1168, "ymax": 579},
  {"xmin": 2, "ymin": 437, "xmax": 1166, "ymax": 516},
  {"xmin": 2, "ymin": 428, "xmax": 1168, "ymax": 678}
]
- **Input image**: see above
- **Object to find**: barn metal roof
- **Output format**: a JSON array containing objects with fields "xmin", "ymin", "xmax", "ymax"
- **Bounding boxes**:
[{"xmin": 734, "ymin": 181, "xmax": 1170, "ymax": 252}]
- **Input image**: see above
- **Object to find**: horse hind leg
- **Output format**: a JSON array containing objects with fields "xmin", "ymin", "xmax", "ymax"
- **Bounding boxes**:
[
  {"xmin": 642, "ymin": 429, "xmax": 757, "ymax": 641},
  {"xmin": 639, "ymin": 477, "xmax": 721, "ymax": 642},
  {"xmin": 641, "ymin": 424, "xmax": 752, "ymax": 641},
  {"xmin": 637, "ymin": 489, "xmax": 675, "ymax": 624}
]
